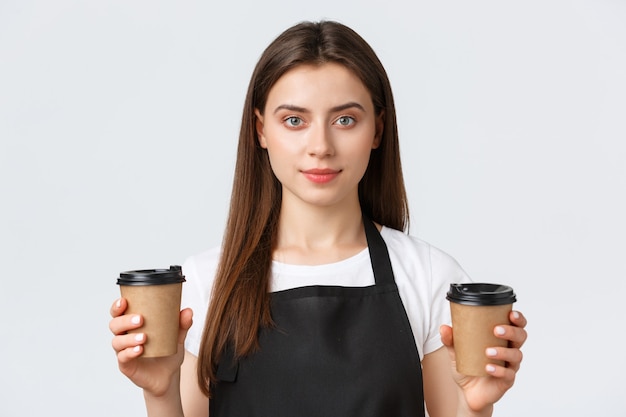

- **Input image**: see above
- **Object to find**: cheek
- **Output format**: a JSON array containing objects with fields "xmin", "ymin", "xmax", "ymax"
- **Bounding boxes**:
[
  {"xmin": 263, "ymin": 128, "xmax": 305, "ymax": 156},
  {"xmin": 338, "ymin": 142, "xmax": 374, "ymax": 176},
  {"xmin": 263, "ymin": 139, "xmax": 294, "ymax": 177},
  {"xmin": 264, "ymin": 151, "xmax": 285, "ymax": 183},
  {"xmin": 357, "ymin": 148, "xmax": 374, "ymax": 172}
]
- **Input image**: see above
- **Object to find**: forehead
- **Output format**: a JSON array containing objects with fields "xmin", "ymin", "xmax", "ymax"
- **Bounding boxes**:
[{"xmin": 264, "ymin": 63, "xmax": 373, "ymax": 111}]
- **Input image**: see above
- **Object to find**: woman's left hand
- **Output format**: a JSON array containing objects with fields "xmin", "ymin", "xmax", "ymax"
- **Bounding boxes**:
[{"xmin": 439, "ymin": 310, "xmax": 528, "ymax": 414}]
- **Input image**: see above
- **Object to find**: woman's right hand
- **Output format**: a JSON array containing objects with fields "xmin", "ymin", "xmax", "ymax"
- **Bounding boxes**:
[{"xmin": 109, "ymin": 298, "xmax": 193, "ymax": 397}]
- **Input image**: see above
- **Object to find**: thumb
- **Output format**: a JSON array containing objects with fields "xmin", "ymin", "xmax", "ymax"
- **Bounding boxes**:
[
  {"xmin": 178, "ymin": 308, "xmax": 193, "ymax": 345},
  {"xmin": 439, "ymin": 324, "xmax": 453, "ymax": 347},
  {"xmin": 439, "ymin": 324, "xmax": 459, "ymax": 370}
]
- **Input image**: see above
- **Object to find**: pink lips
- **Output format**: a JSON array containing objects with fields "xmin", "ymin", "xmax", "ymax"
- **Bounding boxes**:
[{"xmin": 302, "ymin": 168, "xmax": 340, "ymax": 184}]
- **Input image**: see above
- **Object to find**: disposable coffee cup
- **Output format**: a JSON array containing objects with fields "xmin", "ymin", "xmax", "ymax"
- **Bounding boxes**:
[
  {"xmin": 446, "ymin": 283, "xmax": 517, "ymax": 376},
  {"xmin": 117, "ymin": 265, "xmax": 186, "ymax": 357}
]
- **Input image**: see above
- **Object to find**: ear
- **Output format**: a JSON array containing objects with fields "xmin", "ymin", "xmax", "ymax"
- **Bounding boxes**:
[
  {"xmin": 372, "ymin": 110, "xmax": 385, "ymax": 149},
  {"xmin": 255, "ymin": 108, "xmax": 267, "ymax": 148}
]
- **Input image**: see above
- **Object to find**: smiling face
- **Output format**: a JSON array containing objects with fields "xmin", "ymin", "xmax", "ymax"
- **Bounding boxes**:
[{"xmin": 255, "ymin": 63, "xmax": 383, "ymax": 212}]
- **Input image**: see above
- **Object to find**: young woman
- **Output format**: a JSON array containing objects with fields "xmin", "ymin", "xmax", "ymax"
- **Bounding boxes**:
[{"xmin": 110, "ymin": 20, "xmax": 527, "ymax": 417}]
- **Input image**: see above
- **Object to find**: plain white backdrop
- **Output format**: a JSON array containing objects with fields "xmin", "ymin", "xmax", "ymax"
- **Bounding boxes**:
[{"xmin": 1, "ymin": 0, "xmax": 625, "ymax": 416}]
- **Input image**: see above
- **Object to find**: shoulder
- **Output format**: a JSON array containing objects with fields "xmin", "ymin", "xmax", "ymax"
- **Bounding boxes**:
[
  {"xmin": 181, "ymin": 246, "xmax": 221, "ymax": 356},
  {"xmin": 183, "ymin": 246, "xmax": 221, "ymax": 277},
  {"xmin": 380, "ymin": 227, "xmax": 471, "ymax": 356},
  {"xmin": 181, "ymin": 246, "xmax": 222, "ymax": 302},
  {"xmin": 380, "ymin": 226, "xmax": 468, "ymax": 282}
]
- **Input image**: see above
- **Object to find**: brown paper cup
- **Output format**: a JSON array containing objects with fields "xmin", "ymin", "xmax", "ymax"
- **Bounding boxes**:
[
  {"xmin": 120, "ymin": 282, "xmax": 182, "ymax": 357},
  {"xmin": 117, "ymin": 266, "xmax": 185, "ymax": 358},
  {"xmin": 450, "ymin": 303, "xmax": 512, "ymax": 376},
  {"xmin": 447, "ymin": 283, "xmax": 516, "ymax": 377}
]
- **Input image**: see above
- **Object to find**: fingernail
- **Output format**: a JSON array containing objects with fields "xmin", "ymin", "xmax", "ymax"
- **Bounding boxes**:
[
  {"xmin": 486, "ymin": 364, "xmax": 496, "ymax": 373},
  {"xmin": 134, "ymin": 333, "xmax": 144, "ymax": 342},
  {"xmin": 116, "ymin": 298, "xmax": 121, "ymax": 309},
  {"xmin": 495, "ymin": 326, "xmax": 506, "ymax": 336},
  {"xmin": 133, "ymin": 345, "xmax": 141, "ymax": 353},
  {"xmin": 131, "ymin": 315, "xmax": 140, "ymax": 325},
  {"xmin": 486, "ymin": 348, "xmax": 498, "ymax": 357},
  {"xmin": 512, "ymin": 311, "xmax": 520, "ymax": 320}
]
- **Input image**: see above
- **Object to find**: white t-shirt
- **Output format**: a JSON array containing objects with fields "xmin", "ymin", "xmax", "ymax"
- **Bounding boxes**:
[{"xmin": 182, "ymin": 226, "xmax": 471, "ymax": 360}]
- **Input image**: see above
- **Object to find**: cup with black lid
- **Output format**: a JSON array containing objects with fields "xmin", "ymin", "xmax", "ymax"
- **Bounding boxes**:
[
  {"xmin": 447, "ymin": 283, "xmax": 517, "ymax": 376},
  {"xmin": 117, "ymin": 266, "xmax": 186, "ymax": 357}
]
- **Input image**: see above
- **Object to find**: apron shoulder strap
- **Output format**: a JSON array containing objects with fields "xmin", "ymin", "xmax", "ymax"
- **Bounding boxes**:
[{"xmin": 362, "ymin": 215, "xmax": 395, "ymax": 286}]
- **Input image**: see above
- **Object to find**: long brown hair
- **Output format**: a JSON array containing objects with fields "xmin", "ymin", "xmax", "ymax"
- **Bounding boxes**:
[{"xmin": 197, "ymin": 20, "xmax": 409, "ymax": 395}]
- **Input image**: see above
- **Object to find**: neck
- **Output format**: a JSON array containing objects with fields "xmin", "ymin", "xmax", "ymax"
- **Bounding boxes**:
[{"xmin": 274, "ymin": 197, "xmax": 366, "ymax": 265}]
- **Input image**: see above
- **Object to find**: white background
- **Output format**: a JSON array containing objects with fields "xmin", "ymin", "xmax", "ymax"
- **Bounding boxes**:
[{"xmin": 1, "ymin": 0, "xmax": 625, "ymax": 416}]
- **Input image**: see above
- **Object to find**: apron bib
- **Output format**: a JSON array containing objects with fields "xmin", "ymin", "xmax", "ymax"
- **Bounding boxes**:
[{"xmin": 211, "ymin": 218, "xmax": 425, "ymax": 417}]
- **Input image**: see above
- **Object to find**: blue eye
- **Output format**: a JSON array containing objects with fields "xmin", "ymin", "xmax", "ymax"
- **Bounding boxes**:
[
  {"xmin": 336, "ymin": 116, "xmax": 355, "ymax": 126},
  {"xmin": 285, "ymin": 116, "xmax": 303, "ymax": 127}
]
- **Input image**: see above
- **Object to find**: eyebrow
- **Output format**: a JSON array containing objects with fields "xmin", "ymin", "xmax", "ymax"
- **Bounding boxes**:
[{"xmin": 272, "ymin": 101, "xmax": 366, "ymax": 115}]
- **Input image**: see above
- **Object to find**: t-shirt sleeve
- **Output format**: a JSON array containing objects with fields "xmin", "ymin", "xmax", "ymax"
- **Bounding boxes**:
[
  {"xmin": 422, "ymin": 245, "xmax": 472, "ymax": 355},
  {"xmin": 181, "ymin": 248, "xmax": 219, "ymax": 357}
]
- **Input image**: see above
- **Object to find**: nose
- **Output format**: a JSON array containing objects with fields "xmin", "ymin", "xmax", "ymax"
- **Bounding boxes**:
[{"xmin": 306, "ymin": 123, "xmax": 334, "ymax": 158}]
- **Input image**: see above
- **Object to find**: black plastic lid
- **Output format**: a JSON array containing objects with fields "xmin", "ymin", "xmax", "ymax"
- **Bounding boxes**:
[
  {"xmin": 117, "ymin": 265, "xmax": 186, "ymax": 286},
  {"xmin": 446, "ymin": 283, "xmax": 516, "ymax": 306}
]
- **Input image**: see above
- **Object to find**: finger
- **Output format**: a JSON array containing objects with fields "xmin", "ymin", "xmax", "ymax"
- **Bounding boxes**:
[
  {"xmin": 510, "ymin": 310, "xmax": 528, "ymax": 329},
  {"xmin": 109, "ymin": 313, "xmax": 143, "ymax": 336},
  {"xmin": 180, "ymin": 308, "xmax": 193, "ymax": 331},
  {"xmin": 110, "ymin": 298, "xmax": 127, "ymax": 318},
  {"xmin": 439, "ymin": 324, "xmax": 453, "ymax": 347},
  {"xmin": 439, "ymin": 325, "xmax": 458, "ymax": 366},
  {"xmin": 176, "ymin": 308, "xmax": 194, "ymax": 346},
  {"xmin": 112, "ymin": 332, "xmax": 146, "ymax": 354},
  {"xmin": 485, "ymin": 361, "xmax": 517, "ymax": 384},
  {"xmin": 486, "ymin": 346, "xmax": 524, "ymax": 372},
  {"xmin": 494, "ymin": 324, "xmax": 528, "ymax": 349},
  {"xmin": 117, "ymin": 344, "xmax": 144, "ymax": 365}
]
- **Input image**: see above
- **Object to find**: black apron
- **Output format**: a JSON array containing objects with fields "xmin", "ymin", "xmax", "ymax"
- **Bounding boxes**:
[{"xmin": 211, "ymin": 218, "xmax": 425, "ymax": 417}]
